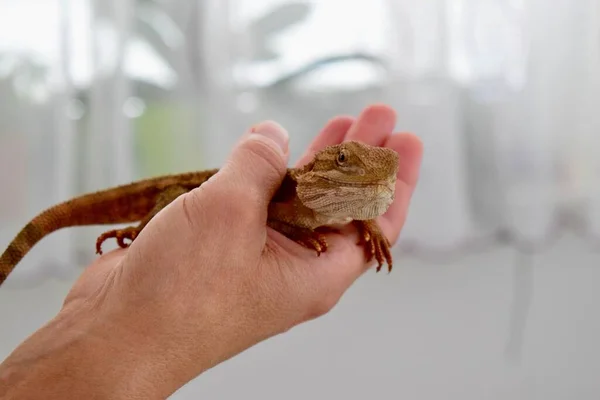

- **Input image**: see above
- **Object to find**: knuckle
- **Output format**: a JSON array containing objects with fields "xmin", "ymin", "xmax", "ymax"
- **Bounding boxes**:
[{"xmin": 239, "ymin": 136, "xmax": 286, "ymax": 178}]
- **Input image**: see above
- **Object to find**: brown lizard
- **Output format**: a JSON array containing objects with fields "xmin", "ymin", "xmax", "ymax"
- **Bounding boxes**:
[{"xmin": 0, "ymin": 140, "xmax": 399, "ymax": 286}]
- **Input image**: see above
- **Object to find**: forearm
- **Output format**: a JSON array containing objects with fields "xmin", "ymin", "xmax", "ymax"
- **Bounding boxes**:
[{"xmin": 0, "ymin": 309, "xmax": 171, "ymax": 400}]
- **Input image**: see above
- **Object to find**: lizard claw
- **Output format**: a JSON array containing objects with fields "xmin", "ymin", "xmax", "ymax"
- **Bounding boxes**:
[
  {"xmin": 96, "ymin": 227, "xmax": 140, "ymax": 255},
  {"xmin": 294, "ymin": 230, "xmax": 329, "ymax": 256},
  {"xmin": 354, "ymin": 220, "xmax": 393, "ymax": 273},
  {"xmin": 267, "ymin": 221, "xmax": 329, "ymax": 257}
]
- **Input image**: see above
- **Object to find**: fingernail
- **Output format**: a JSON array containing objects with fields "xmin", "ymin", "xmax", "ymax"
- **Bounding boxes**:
[{"xmin": 250, "ymin": 121, "xmax": 289, "ymax": 153}]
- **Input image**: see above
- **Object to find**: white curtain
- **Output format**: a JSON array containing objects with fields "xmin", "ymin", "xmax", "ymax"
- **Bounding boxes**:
[
  {"xmin": 0, "ymin": 0, "xmax": 600, "ymax": 300},
  {"xmin": 2, "ymin": 0, "xmax": 598, "ymax": 282},
  {"xmin": 1, "ymin": 0, "xmax": 600, "ymax": 397},
  {"xmin": 199, "ymin": 0, "xmax": 600, "ymax": 252},
  {"xmin": 196, "ymin": 6, "xmax": 595, "ymax": 371}
]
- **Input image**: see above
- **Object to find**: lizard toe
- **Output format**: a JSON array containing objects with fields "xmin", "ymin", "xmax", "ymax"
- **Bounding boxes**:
[
  {"xmin": 95, "ymin": 230, "xmax": 118, "ymax": 255},
  {"xmin": 352, "ymin": 220, "xmax": 393, "ymax": 273},
  {"xmin": 96, "ymin": 227, "xmax": 140, "ymax": 253},
  {"xmin": 306, "ymin": 238, "xmax": 323, "ymax": 255},
  {"xmin": 115, "ymin": 227, "xmax": 140, "ymax": 249}
]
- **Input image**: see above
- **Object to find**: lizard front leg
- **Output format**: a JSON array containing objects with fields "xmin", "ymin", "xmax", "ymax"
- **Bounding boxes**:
[
  {"xmin": 353, "ymin": 219, "xmax": 393, "ymax": 273},
  {"xmin": 96, "ymin": 185, "xmax": 189, "ymax": 254},
  {"xmin": 266, "ymin": 195, "xmax": 342, "ymax": 256},
  {"xmin": 267, "ymin": 220, "xmax": 332, "ymax": 255}
]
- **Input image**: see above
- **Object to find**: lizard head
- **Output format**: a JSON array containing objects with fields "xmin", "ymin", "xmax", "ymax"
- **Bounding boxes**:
[{"xmin": 295, "ymin": 141, "xmax": 399, "ymax": 221}]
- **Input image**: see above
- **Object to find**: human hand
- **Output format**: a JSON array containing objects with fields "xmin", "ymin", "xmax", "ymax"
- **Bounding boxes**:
[{"xmin": 0, "ymin": 104, "xmax": 423, "ymax": 399}]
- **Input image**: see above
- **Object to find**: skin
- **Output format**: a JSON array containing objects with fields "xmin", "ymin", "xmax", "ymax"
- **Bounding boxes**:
[{"xmin": 0, "ymin": 104, "xmax": 423, "ymax": 399}]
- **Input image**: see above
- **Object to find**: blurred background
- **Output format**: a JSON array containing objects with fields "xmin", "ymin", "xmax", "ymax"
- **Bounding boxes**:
[{"xmin": 1, "ymin": 0, "xmax": 600, "ymax": 398}]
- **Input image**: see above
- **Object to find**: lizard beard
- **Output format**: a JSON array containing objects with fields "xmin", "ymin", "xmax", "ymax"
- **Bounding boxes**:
[{"xmin": 296, "ymin": 180, "xmax": 395, "ymax": 221}]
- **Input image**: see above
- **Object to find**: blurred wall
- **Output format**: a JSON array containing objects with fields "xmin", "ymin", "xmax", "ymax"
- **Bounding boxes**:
[{"xmin": 1, "ymin": 0, "xmax": 600, "ymax": 398}]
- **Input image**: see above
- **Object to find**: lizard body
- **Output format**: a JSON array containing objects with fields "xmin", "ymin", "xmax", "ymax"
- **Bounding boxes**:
[{"xmin": 0, "ymin": 141, "xmax": 398, "ymax": 286}]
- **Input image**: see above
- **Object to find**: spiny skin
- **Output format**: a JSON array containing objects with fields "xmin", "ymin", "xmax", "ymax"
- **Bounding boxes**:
[{"xmin": 0, "ymin": 141, "xmax": 399, "ymax": 286}]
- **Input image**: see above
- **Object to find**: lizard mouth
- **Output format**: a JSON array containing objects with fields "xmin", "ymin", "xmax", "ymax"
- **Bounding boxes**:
[
  {"xmin": 321, "ymin": 177, "xmax": 396, "ymax": 203},
  {"xmin": 319, "ymin": 176, "xmax": 396, "ymax": 188}
]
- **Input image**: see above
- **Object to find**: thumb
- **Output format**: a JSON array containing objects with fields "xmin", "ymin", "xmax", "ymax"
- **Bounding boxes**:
[{"xmin": 215, "ymin": 120, "xmax": 290, "ymax": 209}]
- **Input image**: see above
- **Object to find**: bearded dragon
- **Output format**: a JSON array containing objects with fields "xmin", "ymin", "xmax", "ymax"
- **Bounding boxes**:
[{"xmin": 0, "ymin": 141, "xmax": 399, "ymax": 286}]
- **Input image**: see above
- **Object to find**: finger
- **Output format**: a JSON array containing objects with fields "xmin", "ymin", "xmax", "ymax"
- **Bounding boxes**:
[
  {"xmin": 212, "ymin": 120, "xmax": 290, "ymax": 209},
  {"xmin": 344, "ymin": 103, "xmax": 397, "ymax": 145},
  {"xmin": 378, "ymin": 132, "xmax": 424, "ymax": 244},
  {"xmin": 295, "ymin": 115, "xmax": 355, "ymax": 167}
]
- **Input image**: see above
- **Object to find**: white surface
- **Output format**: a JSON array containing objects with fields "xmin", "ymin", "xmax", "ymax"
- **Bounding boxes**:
[{"xmin": 2, "ymin": 236, "xmax": 599, "ymax": 399}]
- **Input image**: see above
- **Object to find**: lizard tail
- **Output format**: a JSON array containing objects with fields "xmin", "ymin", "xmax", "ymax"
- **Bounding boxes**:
[
  {"xmin": 0, "ymin": 210, "xmax": 67, "ymax": 285},
  {"xmin": 0, "ymin": 186, "xmax": 158, "ymax": 285},
  {"xmin": 0, "ymin": 170, "xmax": 220, "ymax": 285},
  {"xmin": 0, "ymin": 188, "xmax": 155, "ymax": 285}
]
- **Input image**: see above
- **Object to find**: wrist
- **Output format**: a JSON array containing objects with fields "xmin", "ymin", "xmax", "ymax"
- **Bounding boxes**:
[{"xmin": 0, "ymin": 307, "xmax": 174, "ymax": 399}]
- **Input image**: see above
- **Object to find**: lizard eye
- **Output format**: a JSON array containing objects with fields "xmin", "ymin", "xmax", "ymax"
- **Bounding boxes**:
[{"xmin": 337, "ymin": 150, "xmax": 347, "ymax": 164}]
